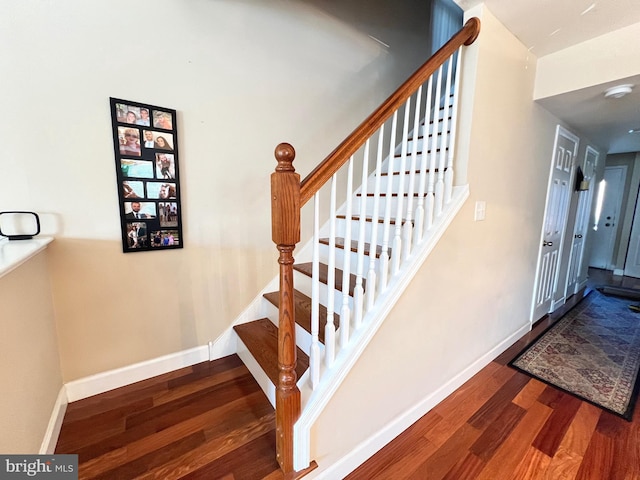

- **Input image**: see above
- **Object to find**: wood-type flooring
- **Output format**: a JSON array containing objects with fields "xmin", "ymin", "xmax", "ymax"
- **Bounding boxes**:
[{"xmin": 55, "ymin": 270, "xmax": 640, "ymax": 479}]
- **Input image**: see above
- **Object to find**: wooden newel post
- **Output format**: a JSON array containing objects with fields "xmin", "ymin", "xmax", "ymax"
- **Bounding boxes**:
[{"xmin": 271, "ymin": 142, "xmax": 301, "ymax": 473}]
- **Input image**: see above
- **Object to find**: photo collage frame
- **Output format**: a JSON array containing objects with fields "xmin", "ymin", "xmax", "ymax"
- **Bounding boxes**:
[{"xmin": 110, "ymin": 97, "xmax": 183, "ymax": 252}]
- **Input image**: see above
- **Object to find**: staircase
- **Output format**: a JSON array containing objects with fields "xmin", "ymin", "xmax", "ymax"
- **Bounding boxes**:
[{"xmin": 231, "ymin": 18, "xmax": 481, "ymax": 477}]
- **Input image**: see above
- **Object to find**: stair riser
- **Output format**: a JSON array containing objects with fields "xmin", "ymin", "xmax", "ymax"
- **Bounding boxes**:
[
  {"xmin": 355, "ymin": 195, "xmax": 430, "ymax": 219},
  {"xmin": 364, "ymin": 169, "xmax": 435, "ymax": 194},
  {"xmin": 316, "ymin": 246, "xmax": 387, "ymax": 286},
  {"xmin": 419, "ymin": 119, "xmax": 450, "ymax": 138},
  {"xmin": 293, "ymin": 271, "xmax": 356, "ymax": 313},
  {"xmin": 404, "ymin": 132, "xmax": 447, "ymax": 153},
  {"xmin": 334, "ymin": 218, "xmax": 391, "ymax": 247},
  {"xmin": 262, "ymin": 308, "xmax": 316, "ymax": 356}
]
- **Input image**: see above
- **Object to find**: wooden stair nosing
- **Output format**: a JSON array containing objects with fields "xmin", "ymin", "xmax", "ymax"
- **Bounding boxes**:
[
  {"xmin": 319, "ymin": 237, "xmax": 388, "ymax": 259},
  {"xmin": 234, "ymin": 319, "xmax": 309, "ymax": 387},
  {"xmin": 263, "ymin": 290, "xmax": 332, "ymax": 344},
  {"xmin": 393, "ymin": 147, "xmax": 448, "ymax": 158},
  {"xmin": 336, "ymin": 215, "xmax": 412, "ymax": 225},
  {"xmin": 408, "ymin": 130, "xmax": 451, "ymax": 142},
  {"xmin": 293, "ymin": 262, "xmax": 365, "ymax": 297},
  {"xmin": 356, "ymin": 192, "xmax": 424, "ymax": 197},
  {"xmin": 380, "ymin": 167, "xmax": 446, "ymax": 176}
]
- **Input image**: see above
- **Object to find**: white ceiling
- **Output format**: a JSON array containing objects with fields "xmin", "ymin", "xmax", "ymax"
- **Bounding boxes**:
[{"xmin": 455, "ymin": 0, "xmax": 640, "ymax": 154}]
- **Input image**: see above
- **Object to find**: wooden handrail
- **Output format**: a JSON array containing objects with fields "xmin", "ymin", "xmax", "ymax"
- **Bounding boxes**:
[{"xmin": 299, "ymin": 17, "xmax": 480, "ymax": 207}]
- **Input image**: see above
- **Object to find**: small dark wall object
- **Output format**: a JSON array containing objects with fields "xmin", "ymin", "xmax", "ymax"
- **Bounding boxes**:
[
  {"xmin": 0, "ymin": 211, "xmax": 41, "ymax": 240},
  {"xmin": 574, "ymin": 166, "xmax": 589, "ymax": 191}
]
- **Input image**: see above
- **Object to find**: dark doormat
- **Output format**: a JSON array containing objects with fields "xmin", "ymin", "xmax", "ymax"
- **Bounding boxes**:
[
  {"xmin": 596, "ymin": 285, "xmax": 640, "ymax": 300},
  {"xmin": 509, "ymin": 289, "xmax": 640, "ymax": 420}
]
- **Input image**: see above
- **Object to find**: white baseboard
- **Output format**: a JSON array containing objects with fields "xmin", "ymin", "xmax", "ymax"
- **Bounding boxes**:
[
  {"xmin": 306, "ymin": 322, "xmax": 531, "ymax": 480},
  {"xmin": 613, "ymin": 268, "xmax": 625, "ymax": 277},
  {"xmin": 65, "ymin": 345, "xmax": 210, "ymax": 402},
  {"xmin": 39, "ymin": 386, "xmax": 68, "ymax": 454}
]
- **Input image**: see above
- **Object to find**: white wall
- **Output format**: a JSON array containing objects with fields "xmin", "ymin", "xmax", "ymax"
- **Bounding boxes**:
[
  {"xmin": 306, "ymin": 4, "xmax": 570, "ymax": 476},
  {"xmin": 0, "ymin": 0, "xmax": 440, "ymax": 381}
]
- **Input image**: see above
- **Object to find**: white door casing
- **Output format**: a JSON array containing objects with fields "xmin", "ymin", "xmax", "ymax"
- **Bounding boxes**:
[
  {"xmin": 624, "ymin": 182, "xmax": 640, "ymax": 278},
  {"xmin": 588, "ymin": 166, "xmax": 627, "ymax": 270},
  {"xmin": 565, "ymin": 146, "xmax": 598, "ymax": 296},
  {"xmin": 531, "ymin": 125, "xmax": 579, "ymax": 322}
]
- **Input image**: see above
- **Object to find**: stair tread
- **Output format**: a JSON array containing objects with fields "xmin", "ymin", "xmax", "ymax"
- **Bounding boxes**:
[
  {"xmin": 319, "ymin": 237, "xmax": 389, "ymax": 259},
  {"xmin": 394, "ymin": 147, "xmax": 448, "ymax": 158},
  {"xmin": 357, "ymin": 192, "xmax": 424, "ymax": 197},
  {"xmin": 294, "ymin": 262, "xmax": 365, "ymax": 296},
  {"xmin": 336, "ymin": 215, "xmax": 404, "ymax": 225},
  {"xmin": 380, "ymin": 168, "xmax": 445, "ymax": 176},
  {"xmin": 234, "ymin": 318, "xmax": 309, "ymax": 386},
  {"xmin": 263, "ymin": 290, "xmax": 334, "ymax": 344}
]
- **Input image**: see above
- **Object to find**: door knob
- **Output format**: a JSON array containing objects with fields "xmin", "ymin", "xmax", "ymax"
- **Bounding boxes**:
[
  {"xmin": 543, "ymin": 241, "xmax": 553, "ymax": 247},
  {"xmin": 575, "ymin": 234, "xmax": 583, "ymax": 239}
]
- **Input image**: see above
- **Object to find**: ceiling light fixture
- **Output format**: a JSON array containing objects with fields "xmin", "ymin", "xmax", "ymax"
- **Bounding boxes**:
[
  {"xmin": 629, "ymin": 128, "xmax": 640, "ymax": 134},
  {"xmin": 604, "ymin": 84, "xmax": 634, "ymax": 99}
]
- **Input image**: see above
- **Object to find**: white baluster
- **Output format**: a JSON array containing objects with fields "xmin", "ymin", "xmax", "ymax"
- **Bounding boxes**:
[
  {"xmin": 433, "ymin": 65, "xmax": 444, "ymax": 218},
  {"xmin": 310, "ymin": 192, "xmax": 321, "ymax": 389},
  {"xmin": 380, "ymin": 111, "xmax": 398, "ymax": 292},
  {"xmin": 415, "ymin": 76, "xmax": 434, "ymax": 244},
  {"xmin": 438, "ymin": 56, "xmax": 453, "ymax": 210},
  {"xmin": 354, "ymin": 140, "xmax": 370, "ymax": 329},
  {"xmin": 445, "ymin": 48, "xmax": 463, "ymax": 203},
  {"xmin": 340, "ymin": 156, "xmax": 354, "ymax": 348},
  {"xmin": 425, "ymin": 70, "xmax": 442, "ymax": 232},
  {"xmin": 366, "ymin": 126, "xmax": 385, "ymax": 311},
  {"xmin": 392, "ymin": 98, "xmax": 411, "ymax": 275},
  {"xmin": 403, "ymin": 87, "xmax": 423, "ymax": 261},
  {"xmin": 325, "ymin": 174, "xmax": 337, "ymax": 367}
]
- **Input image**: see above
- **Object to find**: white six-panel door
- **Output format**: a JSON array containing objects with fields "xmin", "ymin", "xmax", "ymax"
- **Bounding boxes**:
[
  {"xmin": 531, "ymin": 126, "xmax": 579, "ymax": 322},
  {"xmin": 565, "ymin": 145, "xmax": 598, "ymax": 296}
]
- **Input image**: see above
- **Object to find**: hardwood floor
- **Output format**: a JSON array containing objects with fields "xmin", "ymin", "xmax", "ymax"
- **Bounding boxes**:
[
  {"xmin": 55, "ymin": 355, "xmax": 284, "ymax": 480},
  {"xmin": 347, "ymin": 271, "xmax": 640, "ymax": 480},
  {"xmin": 56, "ymin": 269, "xmax": 640, "ymax": 479}
]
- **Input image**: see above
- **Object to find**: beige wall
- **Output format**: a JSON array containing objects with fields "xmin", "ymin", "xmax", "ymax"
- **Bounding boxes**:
[
  {"xmin": 0, "ymin": 252, "xmax": 62, "ymax": 453},
  {"xmin": 1, "ymin": 1, "xmax": 435, "ymax": 381},
  {"xmin": 310, "ymin": 3, "xmax": 566, "ymax": 468},
  {"xmin": 535, "ymin": 21, "xmax": 640, "ymax": 99}
]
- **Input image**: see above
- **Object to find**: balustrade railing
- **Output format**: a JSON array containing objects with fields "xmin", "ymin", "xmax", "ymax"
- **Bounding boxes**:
[{"xmin": 270, "ymin": 17, "xmax": 480, "ymax": 474}]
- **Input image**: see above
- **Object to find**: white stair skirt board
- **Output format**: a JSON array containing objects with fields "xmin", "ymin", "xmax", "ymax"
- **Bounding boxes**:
[
  {"xmin": 64, "ymin": 345, "xmax": 210, "ymax": 402},
  {"xmin": 293, "ymin": 185, "xmax": 469, "ymax": 472},
  {"xmin": 40, "ymin": 386, "xmax": 68, "ymax": 454},
  {"xmin": 303, "ymin": 321, "xmax": 531, "ymax": 480}
]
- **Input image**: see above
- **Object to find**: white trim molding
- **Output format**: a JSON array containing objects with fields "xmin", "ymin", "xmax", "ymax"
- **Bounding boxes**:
[
  {"xmin": 39, "ymin": 386, "xmax": 68, "ymax": 454},
  {"xmin": 65, "ymin": 345, "xmax": 210, "ymax": 402}
]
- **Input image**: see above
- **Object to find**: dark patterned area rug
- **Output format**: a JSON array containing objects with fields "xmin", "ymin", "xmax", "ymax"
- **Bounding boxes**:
[{"xmin": 510, "ymin": 290, "xmax": 640, "ymax": 420}]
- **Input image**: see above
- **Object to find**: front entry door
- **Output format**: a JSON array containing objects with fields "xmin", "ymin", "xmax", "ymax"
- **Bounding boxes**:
[
  {"xmin": 589, "ymin": 166, "xmax": 627, "ymax": 270},
  {"xmin": 565, "ymin": 146, "xmax": 598, "ymax": 296},
  {"xmin": 531, "ymin": 126, "xmax": 579, "ymax": 322}
]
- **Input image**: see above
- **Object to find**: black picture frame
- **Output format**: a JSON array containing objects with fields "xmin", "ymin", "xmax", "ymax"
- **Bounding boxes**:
[{"xmin": 110, "ymin": 98, "xmax": 183, "ymax": 252}]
